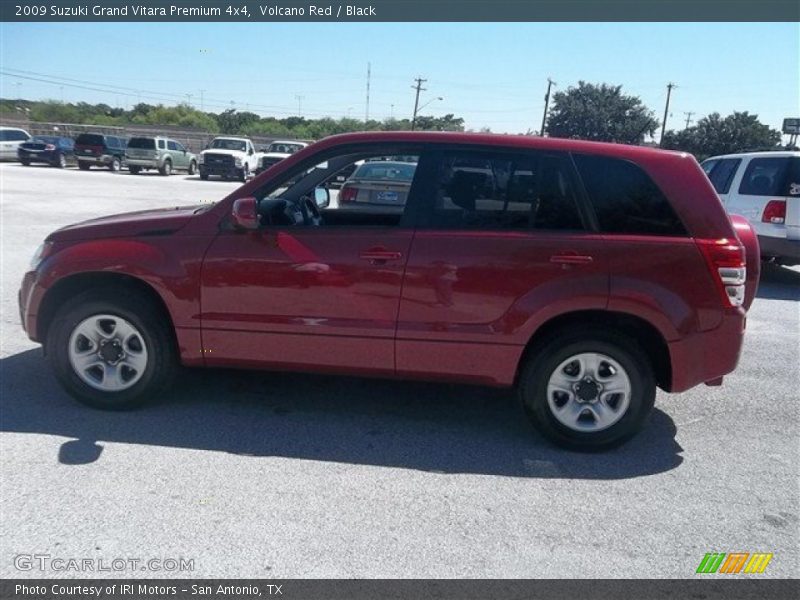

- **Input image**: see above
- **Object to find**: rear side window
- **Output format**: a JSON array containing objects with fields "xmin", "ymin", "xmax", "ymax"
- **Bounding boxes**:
[
  {"xmin": 75, "ymin": 133, "xmax": 104, "ymax": 146},
  {"xmin": 427, "ymin": 151, "xmax": 584, "ymax": 231},
  {"xmin": 128, "ymin": 137, "xmax": 156, "ymax": 149},
  {"xmin": 702, "ymin": 158, "xmax": 741, "ymax": 194},
  {"xmin": 738, "ymin": 157, "xmax": 800, "ymax": 196},
  {"xmin": 574, "ymin": 154, "xmax": 686, "ymax": 236},
  {"xmin": 158, "ymin": 140, "xmax": 166, "ymax": 149}
]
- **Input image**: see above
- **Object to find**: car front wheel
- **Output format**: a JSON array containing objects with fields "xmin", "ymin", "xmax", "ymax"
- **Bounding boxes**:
[
  {"xmin": 45, "ymin": 290, "xmax": 176, "ymax": 410},
  {"xmin": 110, "ymin": 157, "xmax": 121, "ymax": 172},
  {"xmin": 518, "ymin": 328, "xmax": 655, "ymax": 451}
]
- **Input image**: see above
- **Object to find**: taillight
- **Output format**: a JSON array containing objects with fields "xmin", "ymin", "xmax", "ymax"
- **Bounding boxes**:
[
  {"xmin": 762, "ymin": 200, "xmax": 786, "ymax": 224},
  {"xmin": 340, "ymin": 186, "xmax": 358, "ymax": 203},
  {"xmin": 44, "ymin": 144, "xmax": 56, "ymax": 151},
  {"xmin": 697, "ymin": 238, "xmax": 747, "ymax": 308}
]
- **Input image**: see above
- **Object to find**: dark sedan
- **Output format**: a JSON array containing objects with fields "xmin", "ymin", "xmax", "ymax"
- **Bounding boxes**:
[{"xmin": 18, "ymin": 136, "xmax": 76, "ymax": 168}]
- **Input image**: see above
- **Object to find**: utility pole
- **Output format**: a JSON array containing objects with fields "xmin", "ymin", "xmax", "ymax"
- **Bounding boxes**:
[
  {"xmin": 365, "ymin": 62, "xmax": 371, "ymax": 122},
  {"xmin": 295, "ymin": 94, "xmax": 304, "ymax": 117},
  {"xmin": 540, "ymin": 78, "xmax": 556, "ymax": 137},
  {"xmin": 411, "ymin": 77, "xmax": 427, "ymax": 131},
  {"xmin": 683, "ymin": 111, "xmax": 694, "ymax": 129},
  {"xmin": 660, "ymin": 82, "xmax": 676, "ymax": 146}
]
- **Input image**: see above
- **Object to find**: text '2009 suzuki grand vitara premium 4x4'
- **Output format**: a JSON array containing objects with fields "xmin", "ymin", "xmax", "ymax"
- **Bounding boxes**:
[{"xmin": 18, "ymin": 132, "xmax": 760, "ymax": 450}]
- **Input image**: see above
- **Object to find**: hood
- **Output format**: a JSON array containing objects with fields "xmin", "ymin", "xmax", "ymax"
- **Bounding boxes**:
[
  {"xmin": 47, "ymin": 205, "xmax": 203, "ymax": 242},
  {"xmin": 262, "ymin": 151, "xmax": 292, "ymax": 160},
  {"xmin": 201, "ymin": 148, "xmax": 246, "ymax": 157}
]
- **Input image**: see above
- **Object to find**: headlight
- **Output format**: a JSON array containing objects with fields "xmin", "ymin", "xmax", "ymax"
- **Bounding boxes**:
[
  {"xmin": 29, "ymin": 242, "xmax": 52, "ymax": 271},
  {"xmin": 198, "ymin": 155, "xmax": 205, "ymax": 164},
  {"xmin": 235, "ymin": 157, "xmax": 243, "ymax": 167}
]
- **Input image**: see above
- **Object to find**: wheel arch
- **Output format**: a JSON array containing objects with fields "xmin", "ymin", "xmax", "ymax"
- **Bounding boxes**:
[
  {"xmin": 516, "ymin": 309, "xmax": 672, "ymax": 392},
  {"xmin": 37, "ymin": 272, "xmax": 178, "ymax": 353}
]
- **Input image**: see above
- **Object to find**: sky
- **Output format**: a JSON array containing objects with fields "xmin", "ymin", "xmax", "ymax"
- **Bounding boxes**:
[{"xmin": 1, "ymin": 22, "xmax": 798, "ymax": 139}]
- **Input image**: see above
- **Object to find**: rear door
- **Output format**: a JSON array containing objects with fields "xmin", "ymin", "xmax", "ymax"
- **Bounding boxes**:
[
  {"xmin": 396, "ymin": 148, "xmax": 608, "ymax": 386},
  {"xmin": 167, "ymin": 140, "xmax": 187, "ymax": 169}
]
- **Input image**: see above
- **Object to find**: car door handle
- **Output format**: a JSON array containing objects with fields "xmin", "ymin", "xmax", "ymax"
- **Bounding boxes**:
[
  {"xmin": 360, "ymin": 250, "xmax": 403, "ymax": 263},
  {"xmin": 550, "ymin": 253, "xmax": 594, "ymax": 265}
]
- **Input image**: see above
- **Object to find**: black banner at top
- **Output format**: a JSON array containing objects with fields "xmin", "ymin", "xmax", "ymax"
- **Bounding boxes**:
[{"xmin": 2, "ymin": 0, "xmax": 800, "ymax": 22}]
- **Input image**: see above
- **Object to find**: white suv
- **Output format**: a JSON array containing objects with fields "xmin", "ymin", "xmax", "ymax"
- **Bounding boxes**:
[{"xmin": 702, "ymin": 151, "xmax": 799, "ymax": 266}]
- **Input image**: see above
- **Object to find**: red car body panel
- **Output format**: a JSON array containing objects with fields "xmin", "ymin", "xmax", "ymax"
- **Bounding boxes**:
[{"xmin": 18, "ymin": 132, "xmax": 755, "ymax": 394}]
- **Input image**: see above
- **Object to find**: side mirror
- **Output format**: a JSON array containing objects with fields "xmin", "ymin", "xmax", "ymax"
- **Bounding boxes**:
[
  {"xmin": 231, "ymin": 197, "xmax": 259, "ymax": 230},
  {"xmin": 314, "ymin": 187, "xmax": 330, "ymax": 209},
  {"xmin": 248, "ymin": 148, "xmax": 254, "ymax": 155}
]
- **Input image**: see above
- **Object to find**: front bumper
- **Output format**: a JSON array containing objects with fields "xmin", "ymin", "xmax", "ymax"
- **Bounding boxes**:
[
  {"xmin": 200, "ymin": 163, "xmax": 241, "ymax": 177},
  {"xmin": 759, "ymin": 235, "xmax": 800, "ymax": 266},
  {"xmin": 18, "ymin": 270, "xmax": 38, "ymax": 340}
]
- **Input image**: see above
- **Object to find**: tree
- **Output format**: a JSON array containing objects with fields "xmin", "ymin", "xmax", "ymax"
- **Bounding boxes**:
[
  {"xmin": 546, "ymin": 81, "xmax": 658, "ymax": 144},
  {"xmin": 661, "ymin": 112, "xmax": 782, "ymax": 160},
  {"xmin": 413, "ymin": 113, "xmax": 464, "ymax": 132}
]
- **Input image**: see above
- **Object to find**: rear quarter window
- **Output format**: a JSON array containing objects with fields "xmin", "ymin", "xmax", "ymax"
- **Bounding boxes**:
[
  {"xmin": 738, "ymin": 157, "xmax": 800, "ymax": 196},
  {"xmin": 573, "ymin": 154, "xmax": 686, "ymax": 236},
  {"xmin": 702, "ymin": 158, "xmax": 741, "ymax": 194}
]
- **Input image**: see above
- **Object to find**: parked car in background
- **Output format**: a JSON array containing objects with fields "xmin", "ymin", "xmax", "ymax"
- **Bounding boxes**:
[
  {"xmin": 198, "ymin": 136, "xmax": 260, "ymax": 181},
  {"xmin": 126, "ymin": 136, "xmax": 198, "ymax": 176},
  {"xmin": 18, "ymin": 131, "xmax": 761, "ymax": 451},
  {"xmin": 0, "ymin": 126, "xmax": 31, "ymax": 160},
  {"xmin": 702, "ymin": 151, "xmax": 799, "ymax": 265},
  {"xmin": 338, "ymin": 160, "xmax": 417, "ymax": 211},
  {"xmin": 255, "ymin": 140, "xmax": 309, "ymax": 175},
  {"xmin": 17, "ymin": 135, "xmax": 76, "ymax": 168},
  {"xmin": 74, "ymin": 133, "xmax": 128, "ymax": 171}
]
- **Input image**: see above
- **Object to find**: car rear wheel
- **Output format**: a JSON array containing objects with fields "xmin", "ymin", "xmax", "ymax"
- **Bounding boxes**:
[
  {"xmin": 159, "ymin": 160, "xmax": 172, "ymax": 176},
  {"xmin": 109, "ymin": 157, "xmax": 121, "ymax": 172},
  {"xmin": 45, "ymin": 290, "xmax": 177, "ymax": 410},
  {"xmin": 78, "ymin": 161, "xmax": 91, "ymax": 170},
  {"xmin": 188, "ymin": 160, "xmax": 197, "ymax": 175},
  {"xmin": 518, "ymin": 328, "xmax": 655, "ymax": 451}
]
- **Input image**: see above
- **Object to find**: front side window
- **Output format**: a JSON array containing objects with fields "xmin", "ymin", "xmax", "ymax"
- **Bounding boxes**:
[
  {"xmin": 425, "ymin": 151, "xmax": 584, "ymax": 231},
  {"xmin": 574, "ymin": 154, "xmax": 686, "ymax": 236},
  {"xmin": 167, "ymin": 141, "xmax": 179, "ymax": 151},
  {"xmin": 106, "ymin": 137, "xmax": 119, "ymax": 149}
]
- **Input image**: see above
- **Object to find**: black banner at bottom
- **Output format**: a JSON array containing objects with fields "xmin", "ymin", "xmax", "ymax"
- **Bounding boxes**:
[{"xmin": 1, "ymin": 579, "xmax": 798, "ymax": 600}]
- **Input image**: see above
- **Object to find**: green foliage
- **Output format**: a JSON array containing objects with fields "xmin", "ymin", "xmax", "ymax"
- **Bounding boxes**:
[
  {"xmin": 661, "ymin": 112, "xmax": 782, "ymax": 161},
  {"xmin": 0, "ymin": 98, "xmax": 465, "ymax": 140},
  {"xmin": 547, "ymin": 81, "xmax": 659, "ymax": 144}
]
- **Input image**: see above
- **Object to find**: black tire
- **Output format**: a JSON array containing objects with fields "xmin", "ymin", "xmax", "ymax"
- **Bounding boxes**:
[
  {"xmin": 78, "ymin": 161, "xmax": 91, "ymax": 170},
  {"xmin": 199, "ymin": 170, "xmax": 209, "ymax": 180},
  {"xmin": 129, "ymin": 166, "xmax": 141, "ymax": 175},
  {"xmin": 188, "ymin": 160, "xmax": 197, "ymax": 175},
  {"xmin": 159, "ymin": 159, "xmax": 172, "ymax": 176},
  {"xmin": 239, "ymin": 165, "xmax": 249, "ymax": 182},
  {"xmin": 518, "ymin": 327, "xmax": 655, "ymax": 451},
  {"xmin": 45, "ymin": 289, "xmax": 177, "ymax": 410},
  {"xmin": 20, "ymin": 158, "xmax": 30, "ymax": 166},
  {"xmin": 109, "ymin": 157, "xmax": 121, "ymax": 172}
]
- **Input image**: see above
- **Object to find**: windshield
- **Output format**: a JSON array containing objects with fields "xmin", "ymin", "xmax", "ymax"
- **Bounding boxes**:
[
  {"xmin": 75, "ymin": 133, "xmax": 104, "ymax": 146},
  {"xmin": 32, "ymin": 136, "xmax": 59, "ymax": 144},
  {"xmin": 210, "ymin": 139, "xmax": 247, "ymax": 152},
  {"xmin": 128, "ymin": 137, "xmax": 156, "ymax": 149},
  {"xmin": 267, "ymin": 142, "xmax": 304, "ymax": 154}
]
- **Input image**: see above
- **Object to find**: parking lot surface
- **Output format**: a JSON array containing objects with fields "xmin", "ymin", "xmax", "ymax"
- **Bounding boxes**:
[{"xmin": 1, "ymin": 163, "xmax": 798, "ymax": 578}]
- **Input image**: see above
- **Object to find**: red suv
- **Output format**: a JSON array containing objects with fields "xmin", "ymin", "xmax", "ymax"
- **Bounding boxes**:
[{"xmin": 18, "ymin": 132, "xmax": 760, "ymax": 450}]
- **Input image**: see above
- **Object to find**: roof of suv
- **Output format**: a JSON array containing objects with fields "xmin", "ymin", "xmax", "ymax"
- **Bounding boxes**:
[{"xmin": 704, "ymin": 150, "xmax": 800, "ymax": 161}]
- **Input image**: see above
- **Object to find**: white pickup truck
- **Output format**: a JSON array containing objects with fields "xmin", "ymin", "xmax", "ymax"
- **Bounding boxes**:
[
  {"xmin": 198, "ymin": 136, "xmax": 262, "ymax": 181},
  {"xmin": 255, "ymin": 140, "xmax": 310, "ymax": 175}
]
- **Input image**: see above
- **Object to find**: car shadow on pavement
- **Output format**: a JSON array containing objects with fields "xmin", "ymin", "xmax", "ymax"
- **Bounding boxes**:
[
  {"xmin": 756, "ymin": 263, "xmax": 800, "ymax": 301},
  {"xmin": 0, "ymin": 348, "xmax": 683, "ymax": 479}
]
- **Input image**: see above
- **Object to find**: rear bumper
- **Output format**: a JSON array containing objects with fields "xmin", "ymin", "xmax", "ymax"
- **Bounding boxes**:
[
  {"xmin": 667, "ymin": 310, "xmax": 746, "ymax": 393},
  {"xmin": 18, "ymin": 150, "xmax": 58, "ymax": 163},
  {"xmin": 126, "ymin": 158, "xmax": 160, "ymax": 168},
  {"xmin": 759, "ymin": 235, "xmax": 800, "ymax": 266},
  {"xmin": 76, "ymin": 154, "xmax": 114, "ymax": 165}
]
